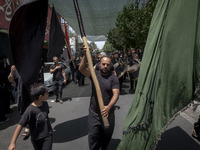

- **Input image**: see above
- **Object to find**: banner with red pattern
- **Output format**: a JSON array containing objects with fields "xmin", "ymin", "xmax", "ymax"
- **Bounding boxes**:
[{"xmin": 0, "ymin": 0, "xmax": 20, "ymax": 30}]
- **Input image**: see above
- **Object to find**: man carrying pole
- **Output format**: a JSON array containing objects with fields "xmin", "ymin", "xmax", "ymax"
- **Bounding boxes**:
[
  {"xmin": 73, "ymin": 0, "xmax": 119, "ymax": 148},
  {"xmin": 79, "ymin": 46, "xmax": 119, "ymax": 149}
]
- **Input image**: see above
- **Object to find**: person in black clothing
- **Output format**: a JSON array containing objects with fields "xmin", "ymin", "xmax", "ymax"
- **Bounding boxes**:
[
  {"xmin": 0, "ymin": 56, "xmax": 8, "ymax": 123},
  {"xmin": 77, "ymin": 55, "xmax": 85, "ymax": 86},
  {"xmin": 0, "ymin": 55, "xmax": 13, "ymax": 123},
  {"xmin": 8, "ymin": 83, "xmax": 53, "ymax": 150},
  {"xmin": 8, "ymin": 65, "xmax": 32, "ymax": 138},
  {"xmin": 74, "ymin": 54, "xmax": 81, "ymax": 84},
  {"xmin": 127, "ymin": 50, "xmax": 141, "ymax": 90},
  {"xmin": 122, "ymin": 53, "xmax": 128, "ymax": 81},
  {"xmin": 192, "ymin": 116, "xmax": 200, "ymax": 138},
  {"xmin": 70, "ymin": 56, "xmax": 76, "ymax": 83},
  {"xmin": 94, "ymin": 52, "xmax": 102, "ymax": 66},
  {"xmin": 50, "ymin": 56, "xmax": 66, "ymax": 104},
  {"xmin": 111, "ymin": 51, "xmax": 125, "ymax": 93},
  {"xmin": 79, "ymin": 46, "xmax": 120, "ymax": 150}
]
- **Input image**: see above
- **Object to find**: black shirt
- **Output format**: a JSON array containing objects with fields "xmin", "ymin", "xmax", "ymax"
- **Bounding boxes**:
[
  {"xmin": 19, "ymin": 101, "xmax": 52, "ymax": 140},
  {"xmin": 90, "ymin": 70, "xmax": 119, "ymax": 113},
  {"xmin": 50, "ymin": 64, "xmax": 64, "ymax": 81},
  {"xmin": 128, "ymin": 56, "xmax": 138, "ymax": 66}
]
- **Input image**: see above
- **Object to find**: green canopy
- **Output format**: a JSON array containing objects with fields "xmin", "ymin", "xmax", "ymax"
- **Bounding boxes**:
[
  {"xmin": 118, "ymin": 0, "xmax": 200, "ymax": 149},
  {"xmin": 48, "ymin": 0, "xmax": 138, "ymax": 36}
]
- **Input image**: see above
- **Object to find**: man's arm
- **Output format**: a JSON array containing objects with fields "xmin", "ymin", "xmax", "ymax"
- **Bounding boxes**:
[
  {"xmin": 101, "ymin": 88, "xmax": 119, "ymax": 117},
  {"xmin": 62, "ymin": 70, "xmax": 66, "ymax": 84},
  {"xmin": 8, "ymin": 124, "xmax": 23, "ymax": 150},
  {"xmin": 79, "ymin": 52, "xmax": 91, "ymax": 78},
  {"xmin": 8, "ymin": 65, "xmax": 15, "ymax": 83},
  {"xmin": 50, "ymin": 66, "xmax": 61, "ymax": 74}
]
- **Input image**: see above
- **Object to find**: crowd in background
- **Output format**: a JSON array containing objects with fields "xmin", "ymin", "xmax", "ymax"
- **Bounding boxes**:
[{"xmin": 0, "ymin": 49, "xmax": 142, "ymax": 123}]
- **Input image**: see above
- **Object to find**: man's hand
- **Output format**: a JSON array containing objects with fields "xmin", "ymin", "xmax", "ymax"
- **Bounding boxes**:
[
  {"xmin": 83, "ymin": 44, "xmax": 86, "ymax": 53},
  {"xmin": 63, "ymin": 79, "xmax": 67, "ymax": 84},
  {"xmin": 82, "ymin": 44, "xmax": 91, "ymax": 53},
  {"xmin": 112, "ymin": 70, "xmax": 117, "ymax": 76},
  {"xmin": 8, "ymin": 143, "xmax": 15, "ymax": 150},
  {"xmin": 101, "ymin": 105, "xmax": 111, "ymax": 117},
  {"xmin": 55, "ymin": 66, "xmax": 61, "ymax": 69},
  {"xmin": 11, "ymin": 65, "xmax": 16, "ymax": 74}
]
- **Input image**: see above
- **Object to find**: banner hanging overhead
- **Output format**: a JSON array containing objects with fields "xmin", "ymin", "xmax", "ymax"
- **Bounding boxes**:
[
  {"xmin": 9, "ymin": 0, "xmax": 48, "ymax": 88},
  {"xmin": 47, "ymin": 6, "xmax": 66, "ymax": 61}
]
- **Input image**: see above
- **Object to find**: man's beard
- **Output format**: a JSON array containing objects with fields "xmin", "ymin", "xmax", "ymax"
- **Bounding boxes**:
[{"xmin": 100, "ymin": 68, "xmax": 109, "ymax": 76}]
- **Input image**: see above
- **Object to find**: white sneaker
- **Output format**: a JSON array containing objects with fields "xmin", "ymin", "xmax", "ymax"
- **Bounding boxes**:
[{"xmin": 50, "ymin": 100, "xmax": 55, "ymax": 102}]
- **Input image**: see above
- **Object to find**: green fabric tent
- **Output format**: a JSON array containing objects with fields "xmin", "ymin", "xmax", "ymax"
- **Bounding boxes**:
[
  {"xmin": 118, "ymin": 0, "xmax": 200, "ymax": 149},
  {"xmin": 48, "ymin": 0, "xmax": 139, "ymax": 36}
]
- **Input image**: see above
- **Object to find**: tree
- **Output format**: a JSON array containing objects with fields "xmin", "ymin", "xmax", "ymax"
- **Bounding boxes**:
[
  {"xmin": 102, "ymin": 41, "xmax": 115, "ymax": 54},
  {"xmin": 107, "ymin": 0, "xmax": 157, "ymax": 52}
]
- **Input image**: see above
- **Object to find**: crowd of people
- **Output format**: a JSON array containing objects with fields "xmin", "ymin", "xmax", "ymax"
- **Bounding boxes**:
[
  {"xmin": 1, "ymin": 46, "xmax": 200, "ymax": 149},
  {"xmin": 0, "ymin": 48, "xmax": 143, "ymax": 150},
  {"xmin": 68, "ymin": 48, "xmax": 142, "ymax": 93}
]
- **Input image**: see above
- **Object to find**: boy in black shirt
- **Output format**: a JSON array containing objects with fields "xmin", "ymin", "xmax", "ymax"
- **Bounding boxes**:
[{"xmin": 8, "ymin": 83, "xmax": 53, "ymax": 150}]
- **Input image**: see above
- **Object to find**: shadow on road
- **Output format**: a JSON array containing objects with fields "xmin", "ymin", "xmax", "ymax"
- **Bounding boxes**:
[
  {"xmin": 0, "ymin": 106, "xmax": 20, "ymax": 131},
  {"xmin": 49, "ymin": 117, "xmax": 56, "ymax": 124},
  {"xmin": 114, "ymin": 105, "xmax": 121, "ymax": 110},
  {"xmin": 156, "ymin": 126, "xmax": 200, "ymax": 150},
  {"xmin": 107, "ymin": 139, "xmax": 121, "ymax": 150},
  {"xmin": 62, "ymin": 97, "xmax": 72, "ymax": 102},
  {"xmin": 53, "ymin": 116, "xmax": 88, "ymax": 143}
]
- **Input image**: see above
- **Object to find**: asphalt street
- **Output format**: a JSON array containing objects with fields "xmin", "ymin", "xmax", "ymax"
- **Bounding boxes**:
[{"xmin": 0, "ymin": 77, "xmax": 200, "ymax": 150}]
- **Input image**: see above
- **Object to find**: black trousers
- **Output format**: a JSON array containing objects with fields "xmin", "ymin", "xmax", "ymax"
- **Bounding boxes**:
[
  {"xmin": 53, "ymin": 80, "xmax": 63, "ymax": 100},
  {"xmin": 78, "ymin": 72, "xmax": 85, "ymax": 86},
  {"xmin": 88, "ymin": 109, "xmax": 115, "ymax": 150},
  {"xmin": 71, "ymin": 67, "xmax": 75, "ymax": 82},
  {"xmin": 119, "ymin": 77, "xmax": 123, "ymax": 91},
  {"xmin": 31, "ymin": 135, "xmax": 53, "ymax": 150},
  {"xmin": 194, "ymin": 120, "xmax": 200, "ymax": 136},
  {"xmin": 0, "ymin": 86, "xmax": 7, "ymax": 121}
]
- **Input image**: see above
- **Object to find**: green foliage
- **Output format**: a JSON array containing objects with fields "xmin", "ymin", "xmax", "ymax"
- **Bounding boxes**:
[
  {"xmin": 107, "ymin": 0, "xmax": 157, "ymax": 52},
  {"xmin": 107, "ymin": 28, "xmax": 125, "ymax": 50},
  {"xmin": 102, "ymin": 41, "xmax": 115, "ymax": 54}
]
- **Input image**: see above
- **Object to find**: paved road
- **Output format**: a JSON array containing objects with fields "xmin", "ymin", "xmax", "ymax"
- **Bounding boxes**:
[
  {"xmin": 1, "ymin": 77, "xmax": 200, "ymax": 150},
  {"xmin": 0, "ymin": 78, "xmax": 133, "ymax": 150},
  {"xmin": 156, "ymin": 106, "xmax": 200, "ymax": 150}
]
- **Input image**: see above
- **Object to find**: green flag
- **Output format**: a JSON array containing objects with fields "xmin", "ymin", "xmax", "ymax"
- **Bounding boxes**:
[{"xmin": 118, "ymin": 0, "xmax": 200, "ymax": 149}]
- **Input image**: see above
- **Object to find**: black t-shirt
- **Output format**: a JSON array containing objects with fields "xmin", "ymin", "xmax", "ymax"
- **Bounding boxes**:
[
  {"xmin": 19, "ymin": 101, "xmax": 52, "ymax": 140},
  {"xmin": 90, "ymin": 70, "xmax": 119, "ymax": 113},
  {"xmin": 111, "ymin": 58, "xmax": 125, "ymax": 76},
  {"xmin": 50, "ymin": 64, "xmax": 64, "ymax": 81},
  {"xmin": 128, "ymin": 56, "xmax": 138, "ymax": 66}
]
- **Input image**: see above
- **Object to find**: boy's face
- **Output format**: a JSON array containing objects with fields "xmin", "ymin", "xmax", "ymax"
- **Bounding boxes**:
[{"xmin": 40, "ymin": 91, "xmax": 49, "ymax": 101}]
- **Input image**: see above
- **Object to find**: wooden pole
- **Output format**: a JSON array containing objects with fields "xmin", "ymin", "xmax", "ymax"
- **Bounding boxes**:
[
  {"xmin": 73, "ymin": 0, "xmax": 109, "ymax": 128},
  {"xmin": 65, "ymin": 38, "xmax": 76, "ymax": 68},
  {"xmin": 63, "ymin": 20, "xmax": 76, "ymax": 68}
]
